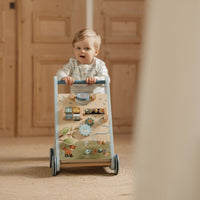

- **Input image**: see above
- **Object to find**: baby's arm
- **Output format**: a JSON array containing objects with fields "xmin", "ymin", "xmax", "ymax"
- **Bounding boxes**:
[
  {"xmin": 93, "ymin": 60, "xmax": 110, "ymax": 82},
  {"xmin": 62, "ymin": 76, "xmax": 74, "ymax": 85},
  {"xmin": 86, "ymin": 77, "xmax": 96, "ymax": 85},
  {"xmin": 86, "ymin": 59, "xmax": 110, "ymax": 85},
  {"xmin": 56, "ymin": 60, "xmax": 74, "ymax": 85}
]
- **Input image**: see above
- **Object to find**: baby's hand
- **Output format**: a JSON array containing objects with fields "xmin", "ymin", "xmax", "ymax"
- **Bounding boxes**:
[
  {"xmin": 86, "ymin": 77, "xmax": 96, "ymax": 85},
  {"xmin": 62, "ymin": 76, "xmax": 74, "ymax": 85}
]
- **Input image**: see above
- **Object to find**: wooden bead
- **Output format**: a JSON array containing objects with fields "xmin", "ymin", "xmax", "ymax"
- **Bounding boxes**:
[
  {"xmin": 90, "ymin": 94, "xmax": 96, "ymax": 101},
  {"xmin": 103, "ymin": 115, "xmax": 108, "ymax": 122},
  {"xmin": 69, "ymin": 94, "xmax": 76, "ymax": 100}
]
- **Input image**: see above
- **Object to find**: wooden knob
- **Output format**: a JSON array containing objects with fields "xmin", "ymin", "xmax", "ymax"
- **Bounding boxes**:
[
  {"xmin": 69, "ymin": 94, "xmax": 76, "ymax": 100},
  {"xmin": 103, "ymin": 115, "xmax": 108, "ymax": 122},
  {"xmin": 90, "ymin": 94, "xmax": 96, "ymax": 101}
]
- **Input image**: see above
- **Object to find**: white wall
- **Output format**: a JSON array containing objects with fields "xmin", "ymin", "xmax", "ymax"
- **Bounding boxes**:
[
  {"xmin": 135, "ymin": 0, "xmax": 200, "ymax": 200},
  {"xmin": 86, "ymin": 0, "xmax": 93, "ymax": 28}
]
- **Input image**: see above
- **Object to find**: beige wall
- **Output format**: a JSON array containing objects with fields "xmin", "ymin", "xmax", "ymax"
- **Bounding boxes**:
[{"xmin": 135, "ymin": 0, "xmax": 200, "ymax": 199}]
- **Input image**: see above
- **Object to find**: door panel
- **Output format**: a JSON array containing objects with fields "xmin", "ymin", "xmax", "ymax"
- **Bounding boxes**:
[
  {"xmin": 0, "ymin": 0, "xmax": 143, "ymax": 137},
  {"xmin": 18, "ymin": 0, "xmax": 86, "ymax": 136},
  {"xmin": 94, "ymin": 0, "xmax": 144, "ymax": 133},
  {"xmin": 0, "ymin": 0, "xmax": 16, "ymax": 136}
]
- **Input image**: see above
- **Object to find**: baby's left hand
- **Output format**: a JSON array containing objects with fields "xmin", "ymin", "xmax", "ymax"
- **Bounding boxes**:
[{"xmin": 86, "ymin": 77, "xmax": 96, "ymax": 85}]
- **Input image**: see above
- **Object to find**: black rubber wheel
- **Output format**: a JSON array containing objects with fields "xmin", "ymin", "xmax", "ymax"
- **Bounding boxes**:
[
  {"xmin": 50, "ymin": 148, "xmax": 54, "ymax": 168},
  {"xmin": 114, "ymin": 154, "xmax": 119, "ymax": 175},
  {"xmin": 52, "ymin": 155, "xmax": 57, "ymax": 176}
]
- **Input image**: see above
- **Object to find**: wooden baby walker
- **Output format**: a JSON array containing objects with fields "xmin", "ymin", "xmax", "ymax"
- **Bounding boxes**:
[{"xmin": 50, "ymin": 76, "xmax": 119, "ymax": 175}]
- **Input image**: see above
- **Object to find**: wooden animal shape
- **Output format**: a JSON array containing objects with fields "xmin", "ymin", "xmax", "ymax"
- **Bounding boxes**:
[{"xmin": 62, "ymin": 145, "xmax": 76, "ymax": 157}]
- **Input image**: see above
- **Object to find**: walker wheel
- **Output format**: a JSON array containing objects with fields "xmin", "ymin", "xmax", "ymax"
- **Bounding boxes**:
[
  {"xmin": 49, "ymin": 148, "xmax": 54, "ymax": 168},
  {"xmin": 51, "ymin": 154, "xmax": 57, "ymax": 176},
  {"xmin": 114, "ymin": 154, "xmax": 119, "ymax": 175}
]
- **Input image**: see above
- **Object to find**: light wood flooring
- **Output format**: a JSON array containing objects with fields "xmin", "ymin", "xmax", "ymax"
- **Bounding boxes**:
[{"xmin": 0, "ymin": 133, "xmax": 134, "ymax": 200}]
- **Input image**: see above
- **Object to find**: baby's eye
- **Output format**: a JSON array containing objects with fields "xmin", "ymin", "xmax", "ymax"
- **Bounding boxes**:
[
  {"xmin": 85, "ymin": 47, "xmax": 90, "ymax": 50},
  {"xmin": 77, "ymin": 47, "xmax": 81, "ymax": 50}
]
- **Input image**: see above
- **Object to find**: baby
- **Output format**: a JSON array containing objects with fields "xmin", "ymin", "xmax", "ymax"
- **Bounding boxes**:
[{"xmin": 56, "ymin": 28, "xmax": 109, "ymax": 94}]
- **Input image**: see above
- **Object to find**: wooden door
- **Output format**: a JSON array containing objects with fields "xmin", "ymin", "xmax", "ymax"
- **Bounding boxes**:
[
  {"xmin": 17, "ymin": 0, "xmax": 86, "ymax": 136},
  {"xmin": 93, "ymin": 0, "xmax": 144, "ymax": 133},
  {"xmin": 0, "ymin": 0, "xmax": 16, "ymax": 136}
]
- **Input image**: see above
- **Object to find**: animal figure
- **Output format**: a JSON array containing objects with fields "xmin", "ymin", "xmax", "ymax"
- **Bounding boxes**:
[{"xmin": 62, "ymin": 145, "xmax": 76, "ymax": 157}]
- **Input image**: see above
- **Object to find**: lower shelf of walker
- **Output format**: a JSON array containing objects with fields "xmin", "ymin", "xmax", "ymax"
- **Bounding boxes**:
[{"xmin": 60, "ymin": 159, "xmax": 111, "ymax": 168}]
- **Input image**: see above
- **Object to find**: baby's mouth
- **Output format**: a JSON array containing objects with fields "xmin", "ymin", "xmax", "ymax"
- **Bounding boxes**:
[{"xmin": 80, "ymin": 55, "xmax": 85, "ymax": 58}]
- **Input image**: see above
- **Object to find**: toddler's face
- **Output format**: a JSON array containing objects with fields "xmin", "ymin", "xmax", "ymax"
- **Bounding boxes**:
[{"xmin": 74, "ymin": 37, "xmax": 99, "ymax": 64}]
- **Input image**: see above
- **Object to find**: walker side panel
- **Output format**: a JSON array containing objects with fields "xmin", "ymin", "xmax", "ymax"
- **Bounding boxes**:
[{"xmin": 57, "ymin": 93, "xmax": 111, "ymax": 163}]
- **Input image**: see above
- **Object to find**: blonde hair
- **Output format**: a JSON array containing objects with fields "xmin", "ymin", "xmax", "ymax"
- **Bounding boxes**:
[{"xmin": 72, "ymin": 28, "xmax": 101, "ymax": 50}]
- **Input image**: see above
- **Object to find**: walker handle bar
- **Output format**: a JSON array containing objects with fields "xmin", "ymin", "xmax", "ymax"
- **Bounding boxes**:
[{"xmin": 57, "ymin": 80, "xmax": 106, "ymax": 85}]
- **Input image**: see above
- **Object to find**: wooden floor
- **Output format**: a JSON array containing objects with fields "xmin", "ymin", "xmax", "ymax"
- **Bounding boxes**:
[{"xmin": 0, "ymin": 133, "xmax": 134, "ymax": 200}]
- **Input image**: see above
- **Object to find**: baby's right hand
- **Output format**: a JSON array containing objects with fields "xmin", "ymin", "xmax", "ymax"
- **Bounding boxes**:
[{"xmin": 62, "ymin": 76, "xmax": 74, "ymax": 85}]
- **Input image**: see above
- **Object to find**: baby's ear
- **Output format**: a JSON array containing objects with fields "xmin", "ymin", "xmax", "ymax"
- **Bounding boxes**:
[{"xmin": 94, "ymin": 49, "xmax": 99, "ymax": 56}]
